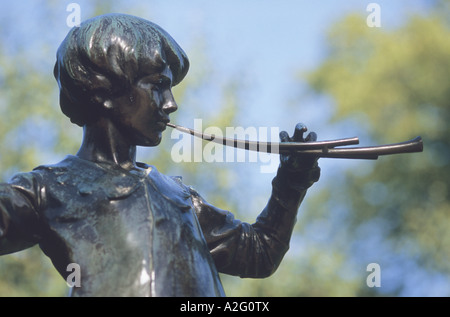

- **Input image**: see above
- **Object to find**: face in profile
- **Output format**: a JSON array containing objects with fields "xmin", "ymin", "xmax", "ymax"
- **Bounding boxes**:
[{"xmin": 105, "ymin": 65, "xmax": 179, "ymax": 147}]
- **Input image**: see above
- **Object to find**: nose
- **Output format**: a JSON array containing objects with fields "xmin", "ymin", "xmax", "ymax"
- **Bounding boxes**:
[{"xmin": 162, "ymin": 90, "xmax": 178, "ymax": 115}]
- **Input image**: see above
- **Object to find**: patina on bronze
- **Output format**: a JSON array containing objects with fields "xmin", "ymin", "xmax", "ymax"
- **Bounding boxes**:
[{"xmin": 0, "ymin": 13, "xmax": 324, "ymax": 296}]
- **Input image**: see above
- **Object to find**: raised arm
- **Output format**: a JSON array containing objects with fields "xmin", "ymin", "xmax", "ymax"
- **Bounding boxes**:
[{"xmin": 194, "ymin": 123, "xmax": 320, "ymax": 278}]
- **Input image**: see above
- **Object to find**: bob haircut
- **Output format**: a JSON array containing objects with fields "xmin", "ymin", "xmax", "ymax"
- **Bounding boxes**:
[{"xmin": 53, "ymin": 13, "xmax": 189, "ymax": 126}]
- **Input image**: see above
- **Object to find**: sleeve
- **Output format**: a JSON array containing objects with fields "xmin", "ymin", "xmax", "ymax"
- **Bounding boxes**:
[
  {"xmin": 193, "ymin": 163, "xmax": 321, "ymax": 278},
  {"xmin": 0, "ymin": 172, "xmax": 44, "ymax": 255}
]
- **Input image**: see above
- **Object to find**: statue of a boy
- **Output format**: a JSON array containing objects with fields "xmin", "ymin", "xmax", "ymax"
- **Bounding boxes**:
[{"xmin": 0, "ymin": 13, "xmax": 320, "ymax": 296}]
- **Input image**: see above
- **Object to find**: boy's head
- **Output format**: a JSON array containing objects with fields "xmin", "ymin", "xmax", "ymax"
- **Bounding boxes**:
[{"xmin": 54, "ymin": 13, "xmax": 189, "ymax": 127}]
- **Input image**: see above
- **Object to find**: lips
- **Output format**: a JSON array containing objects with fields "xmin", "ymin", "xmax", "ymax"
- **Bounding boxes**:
[{"xmin": 156, "ymin": 121, "xmax": 168, "ymax": 131}]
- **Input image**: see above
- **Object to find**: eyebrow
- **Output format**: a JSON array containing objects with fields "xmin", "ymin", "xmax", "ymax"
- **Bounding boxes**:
[{"xmin": 138, "ymin": 74, "xmax": 172, "ymax": 85}]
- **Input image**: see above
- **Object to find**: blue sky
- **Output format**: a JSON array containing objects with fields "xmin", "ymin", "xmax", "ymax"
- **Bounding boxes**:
[{"xmin": 0, "ymin": 0, "xmax": 432, "ymax": 139}]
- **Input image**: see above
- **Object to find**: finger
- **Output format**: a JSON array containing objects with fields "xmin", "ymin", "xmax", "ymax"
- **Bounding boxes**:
[
  {"xmin": 279, "ymin": 130, "xmax": 290, "ymax": 142},
  {"xmin": 305, "ymin": 132, "xmax": 317, "ymax": 142},
  {"xmin": 293, "ymin": 123, "xmax": 307, "ymax": 141}
]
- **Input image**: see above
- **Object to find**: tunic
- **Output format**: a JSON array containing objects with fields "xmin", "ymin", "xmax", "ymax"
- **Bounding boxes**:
[{"xmin": 0, "ymin": 155, "xmax": 319, "ymax": 296}]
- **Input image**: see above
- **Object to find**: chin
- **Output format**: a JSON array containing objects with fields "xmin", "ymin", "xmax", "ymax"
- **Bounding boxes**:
[{"xmin": 139, "ymin": 133, "xmax": 162, "ymax": 147}]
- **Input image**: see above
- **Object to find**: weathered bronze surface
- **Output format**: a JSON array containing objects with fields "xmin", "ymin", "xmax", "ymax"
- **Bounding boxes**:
[{"xmin": 0, "ymin": 14, "xmax": 321, "ymax": 296}]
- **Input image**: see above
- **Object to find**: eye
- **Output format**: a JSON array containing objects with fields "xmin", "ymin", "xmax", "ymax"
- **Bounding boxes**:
[
  {"xmin": 137, "ymin": 75, "xmax": 171, "ymax": 88},
  {"xmin": 138, "ymin": 81, "xmax": 160, "ymax": 95},
  {"xmin": 150, "ymin": 85, "xmax": 161, "ymax": 95},
  {"xmin": 138, "ymin": 80, "xmax": 153, "ymax": 90}
]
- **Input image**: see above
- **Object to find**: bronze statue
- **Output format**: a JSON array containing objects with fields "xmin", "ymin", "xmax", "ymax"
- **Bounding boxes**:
[
  {"xmin": 0, "ymin": 13, "xmax": 423, "ymax": 297},
  {"xmin": 0, "ymin": 13, "xmax": 322, "ymax": 296}
]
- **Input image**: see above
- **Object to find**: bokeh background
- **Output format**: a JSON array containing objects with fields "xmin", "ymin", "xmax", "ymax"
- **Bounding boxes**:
[{"xmin": 0, "ymin": 0, "xmax": 448, "ymax": 296}]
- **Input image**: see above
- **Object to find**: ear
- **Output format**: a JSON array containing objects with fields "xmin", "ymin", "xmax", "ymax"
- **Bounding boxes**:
[
  {"xmin": 92, "ymin": 93, "xmax": 113, "ymax": 110},
  {"xmin": 103, "ymin": 99, "xmax": 113, "ymax": 110}
]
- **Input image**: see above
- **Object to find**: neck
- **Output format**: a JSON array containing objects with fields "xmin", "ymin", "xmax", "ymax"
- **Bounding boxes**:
[{"xmin": 76, "ymin": 118, "xmax": 137, "ymax": 170}]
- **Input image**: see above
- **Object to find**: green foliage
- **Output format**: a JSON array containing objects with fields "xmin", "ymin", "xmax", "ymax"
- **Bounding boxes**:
[
  {"xmin": 0, "ymin": 45, "xmax": 78, "ymax": 297},
  {"xmin": 221, "ymin": 5, "xmax": 450, "ymax": 298},
  {"xmin": 305, "ymin": 11, "xmax": 450, "ymax": 295},
  {"xmin": 0, "ymin": 246, "xmax": 67, "ymax": 296}
]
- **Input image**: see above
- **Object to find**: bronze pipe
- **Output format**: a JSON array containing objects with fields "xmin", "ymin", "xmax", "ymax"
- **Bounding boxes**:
[{"xmin": 167, "ymin": 123, "xmax": 423, "ymax": 160}]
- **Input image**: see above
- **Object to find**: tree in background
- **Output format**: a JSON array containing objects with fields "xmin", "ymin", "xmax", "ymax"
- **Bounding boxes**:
[
  {"xmin": 220, "ymin": 3, "xmax": 450, "ymax": 297},
  {"xmin": 303, "ymin": 8, "xmax": 450, "ymax": 295}
]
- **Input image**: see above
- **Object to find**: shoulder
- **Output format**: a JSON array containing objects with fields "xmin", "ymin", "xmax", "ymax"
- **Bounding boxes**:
[
  {"xmin": 33, "ymin": 155, "xmax": 101, "ymax": 174},
  {"xmin": 32, "ymin": 155, "xmax": 108, "ymax": 184}
]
